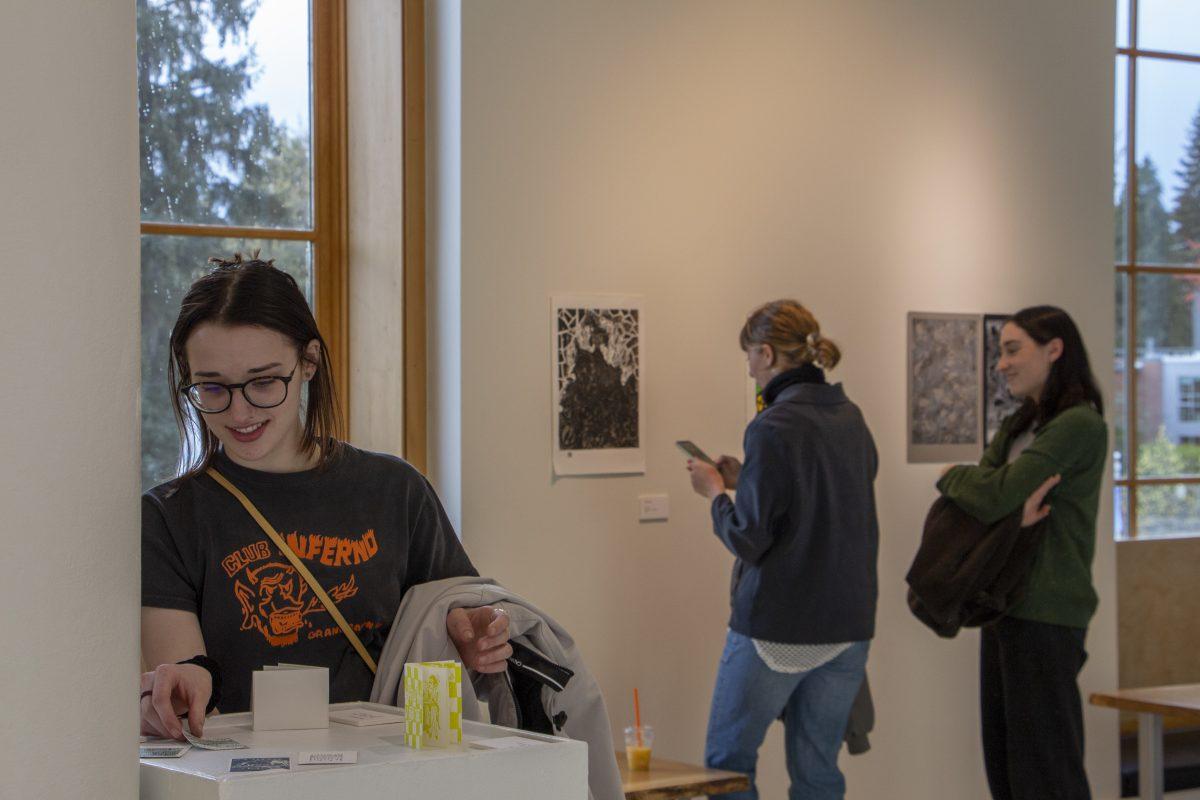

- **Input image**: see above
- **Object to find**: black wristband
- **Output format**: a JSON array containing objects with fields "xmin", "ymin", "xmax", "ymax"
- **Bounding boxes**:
[{"xmin": 177, "ymin": 654, "xmax": 222, "ymax": 714}]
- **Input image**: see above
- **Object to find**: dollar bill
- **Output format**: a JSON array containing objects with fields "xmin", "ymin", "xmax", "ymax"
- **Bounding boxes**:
[
  {"xmin": 182, "ymin": 730, "xmax": 247, "ymax": 750},
  {"xmin": 139, "ymin": 744, "xmax": 191, "ymax": 758}
]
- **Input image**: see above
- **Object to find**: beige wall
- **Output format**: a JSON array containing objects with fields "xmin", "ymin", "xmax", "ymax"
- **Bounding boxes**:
[
  {"xmin": 349, "ymin": 0, "xmax": 407, "ymax": 454},
  {"xmin": 448, "ymin": 1, "xmax": 1118, "ymax": 797},
  {"xmin": 1118, "ymin": 538, "xmax": 1200, "ymax": 689},
  {"xmin": 0, "ymin": 0, "xmax": 140, "ymax": 796}
]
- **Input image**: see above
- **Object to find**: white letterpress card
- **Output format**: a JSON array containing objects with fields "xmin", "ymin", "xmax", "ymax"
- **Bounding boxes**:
[
  {"xmin": 252, "ymin": 664, "xmax": 329, "ymax": 731},
  {"xmin": 329, "ymin": 707, "xmax": 405, "ymax": 727}
]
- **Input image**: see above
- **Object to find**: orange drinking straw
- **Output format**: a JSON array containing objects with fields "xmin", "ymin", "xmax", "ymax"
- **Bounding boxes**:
[{"xmin": 633, "ymin": 687, "xmax": 643, "ymax": 747}]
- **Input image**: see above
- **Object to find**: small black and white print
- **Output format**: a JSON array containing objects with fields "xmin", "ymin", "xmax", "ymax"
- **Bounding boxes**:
[
  {"xmin": 230, "ymin": 757, "xmax": 291, "ymax": 773},
  {"xmin": 555, "ymin": 307, "xmax": 640, "ymax": 450},
  {"xmin": 984, "ymin": 314, "xmax": 1023, "ymax": 444}
]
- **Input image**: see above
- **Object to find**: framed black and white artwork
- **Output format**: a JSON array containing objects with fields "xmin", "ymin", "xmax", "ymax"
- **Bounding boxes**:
[
  {"xmin": 907, "ymin": 311, "xmax": 983, "ymax": 463},
  {"xmin": 552, "ymin": 294, "xmax": 644, "ymax": 475},
  {"xmin": 983, "ymin": 313, "xmax": 1022, "ymax": 446}
]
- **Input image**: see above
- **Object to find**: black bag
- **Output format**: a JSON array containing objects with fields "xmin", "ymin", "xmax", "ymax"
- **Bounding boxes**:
[
  {"xmin": 906, "ymin": 497, "xmax": 1047, "ymax": 638},
  {"xmin": 504, "ymin": 639, "xmax": 574, "ymax": 734}
]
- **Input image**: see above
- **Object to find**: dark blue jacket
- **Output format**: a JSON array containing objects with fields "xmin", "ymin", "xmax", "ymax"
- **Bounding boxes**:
[{"xmin": 712, "ymin": 379, "xmax": 879, "ymax": 643}]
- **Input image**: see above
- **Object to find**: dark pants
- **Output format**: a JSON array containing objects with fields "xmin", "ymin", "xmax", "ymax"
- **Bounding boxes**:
[{"xmin": 980, "ymin": 616, "xmax": 1091, "ymax": 800}]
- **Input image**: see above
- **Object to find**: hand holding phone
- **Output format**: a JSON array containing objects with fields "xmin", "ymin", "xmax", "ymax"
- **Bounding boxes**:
[
  {"xmin": 676, "ymin": 440, "xmax": 715, "ymax": 466},
  {"xmin": 715, "ymin": 456, "xmax": 741, "ymax": 490}
]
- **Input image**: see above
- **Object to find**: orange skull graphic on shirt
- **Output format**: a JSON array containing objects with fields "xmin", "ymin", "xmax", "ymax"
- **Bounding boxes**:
[{"xmin": 234, "ymin": 562, "xmax": 359, "ymax": 646}]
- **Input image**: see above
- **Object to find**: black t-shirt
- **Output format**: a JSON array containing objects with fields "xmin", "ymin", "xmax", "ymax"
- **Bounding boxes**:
[{"xmin": 142, "ymin": 446, "xmax": 477, "ymax": 712}]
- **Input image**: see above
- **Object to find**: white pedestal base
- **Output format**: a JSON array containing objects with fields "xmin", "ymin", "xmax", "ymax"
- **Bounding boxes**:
[{"xmin": 140, "ymin": 701, "xmax": 588, "ymax": 800}]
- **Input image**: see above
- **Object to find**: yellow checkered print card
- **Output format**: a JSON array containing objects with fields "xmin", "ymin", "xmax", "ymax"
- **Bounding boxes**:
[{"xmin": 403, "ymin": 660, "xmax": 463, "ymax": 748}]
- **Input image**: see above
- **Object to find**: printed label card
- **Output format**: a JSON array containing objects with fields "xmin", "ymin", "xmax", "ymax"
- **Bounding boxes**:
[
  {"xmin": 296, "ymin": 750, "xmax": 358, "ymax": 765},
  {"xmin": 403, "ymin": 660, "xmax": 463, "ymax": 749}
]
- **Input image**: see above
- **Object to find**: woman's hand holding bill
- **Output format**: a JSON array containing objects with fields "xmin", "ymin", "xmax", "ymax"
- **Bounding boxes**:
[
  {"xmin": 140, "ymin": 662, "xmax": 212, "ymax": 741},
  {"xmin": 447, "ymin": 606, "xmax": 513, "ymax": 674}
]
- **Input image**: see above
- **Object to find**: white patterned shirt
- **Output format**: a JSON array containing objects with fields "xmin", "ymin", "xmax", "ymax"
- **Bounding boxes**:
[{"xmin": 752, "ymin": 638, "xmax": 853, "ymax": 674}]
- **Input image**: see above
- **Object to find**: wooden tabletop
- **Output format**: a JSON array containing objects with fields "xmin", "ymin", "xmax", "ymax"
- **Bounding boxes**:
[
  {"xmin": 618, "ymin": 752, "xmax": 750, "ymax": 799},
  {"xmin": 1089, "ymin": 684, "xmax": 1200, "ymax": 720}
]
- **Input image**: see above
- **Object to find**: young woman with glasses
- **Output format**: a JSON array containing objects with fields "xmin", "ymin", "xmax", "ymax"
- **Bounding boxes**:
[{"xmin": 139, "ymin": 254, "xmax": 511, "ymax": 741}]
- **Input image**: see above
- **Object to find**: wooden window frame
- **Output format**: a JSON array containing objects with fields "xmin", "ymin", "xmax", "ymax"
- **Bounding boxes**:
[
  {"xmin": 1115, "ymin": 0, "xmax": 1200, "ymax": 536},
  {"xmin": 402, "ymin": 0, "xmax": 428, "ymax": 472},
  {"xmin": 140, "ymin": 0, "xmax": 351, "ymax": 428}
]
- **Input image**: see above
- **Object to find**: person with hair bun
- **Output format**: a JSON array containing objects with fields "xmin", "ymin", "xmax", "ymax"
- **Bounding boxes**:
[
  {"xmin": 686, "ymin": 299, "xmax": 879, "ymax": 800},
  {"xmin": 139, "ymin": 254, "xmax": 511, "ymax": 741},
  {"xmin": 937, "ymin": 306, "xmax": 1105, "ymax": 800}
]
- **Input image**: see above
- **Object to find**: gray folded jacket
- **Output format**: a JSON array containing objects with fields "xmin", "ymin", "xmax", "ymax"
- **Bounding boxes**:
[{"xmin": 370, "ymin": 576, "xmax": 623, "ymax": 800}]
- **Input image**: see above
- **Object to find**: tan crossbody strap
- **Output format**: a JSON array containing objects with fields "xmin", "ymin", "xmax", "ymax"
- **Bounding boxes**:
[{"xmin": 207, "ymin": 467, "xmax": 378, "ymax": 674}]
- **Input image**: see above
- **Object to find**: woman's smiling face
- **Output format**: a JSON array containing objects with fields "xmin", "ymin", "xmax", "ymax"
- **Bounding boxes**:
[
  {"xmin": 184, "ymin": 323, "xmax": 317, "ymax": 472},
  {"xmin": 996, "ymin": 321, "xmax": 1062, "ymax": 402}
]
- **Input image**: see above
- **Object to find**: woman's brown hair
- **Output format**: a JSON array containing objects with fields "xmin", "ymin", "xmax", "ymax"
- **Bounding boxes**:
[
  {"xmin": 167, "ymin": 253, "xmax": 344, "ymax": 480},
  {"xmin": 739, "ymin": 299, "xmax": 842, "ymax": 370}
]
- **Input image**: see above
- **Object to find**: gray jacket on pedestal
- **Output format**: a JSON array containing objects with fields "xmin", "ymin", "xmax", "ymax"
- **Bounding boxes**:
[{"xmin": 370, "ymin": 576, "xmax": 623, "ymax": 800}]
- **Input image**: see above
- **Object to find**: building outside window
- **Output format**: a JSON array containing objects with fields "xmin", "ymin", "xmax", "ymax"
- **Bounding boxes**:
[{"xmin": 1179, "ymin": 376, "xmax": 1200, "ymax": 421}]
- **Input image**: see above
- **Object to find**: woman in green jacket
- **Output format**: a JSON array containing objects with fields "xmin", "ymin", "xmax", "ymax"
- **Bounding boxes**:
[{"xmin": 938, "ymin": 306, "xmax": 1106, "ymax": 800}]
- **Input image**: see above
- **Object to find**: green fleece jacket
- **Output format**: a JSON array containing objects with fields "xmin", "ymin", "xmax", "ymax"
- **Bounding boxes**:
[{"xmin": 936, "ymin": 404, "xmax": 1107, "ymax": 629}]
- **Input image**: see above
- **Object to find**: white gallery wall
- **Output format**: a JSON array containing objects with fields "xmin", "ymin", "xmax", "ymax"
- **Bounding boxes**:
[
  {"xmin": 444, "ymin": 1, "xmax": 1119, "ymax": 797},
  {"xmin": 0, "ymin": 1, "xmax": 140, "ymax": 797}
]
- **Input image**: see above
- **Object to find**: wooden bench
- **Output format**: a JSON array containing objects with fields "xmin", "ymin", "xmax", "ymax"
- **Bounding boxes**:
[
  {"xmin": 1091, "ymin": 684, "xmax": 1200, "ymax": 800},
  {"xmin": 618, "ymin": 751, "xmax": 750, "ymax": 799}
]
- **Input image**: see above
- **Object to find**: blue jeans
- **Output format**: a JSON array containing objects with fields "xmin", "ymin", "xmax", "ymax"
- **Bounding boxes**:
[{"xmin": 705, "ymin": 630, "xmax": 869, "ymax": 800}]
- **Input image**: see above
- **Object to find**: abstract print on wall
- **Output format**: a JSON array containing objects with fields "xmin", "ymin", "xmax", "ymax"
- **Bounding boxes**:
[
  {"xmin": 552, "ymin": 294, "xmax": 644, "ymax": 475},
  {"xmin": 907, "ymin": 312, "xmax": 984, "ymax": 462}
]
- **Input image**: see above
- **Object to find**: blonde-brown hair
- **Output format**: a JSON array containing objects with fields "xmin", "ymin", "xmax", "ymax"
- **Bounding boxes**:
[{"xmin": 738, "ymin": 299, "xmax": 841, "ymax": 370}]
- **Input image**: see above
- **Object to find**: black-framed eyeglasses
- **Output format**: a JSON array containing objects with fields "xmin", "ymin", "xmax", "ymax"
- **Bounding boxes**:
[{"xmin": 181, "ymin": 362, "xmax": 300, "ymax": 414}]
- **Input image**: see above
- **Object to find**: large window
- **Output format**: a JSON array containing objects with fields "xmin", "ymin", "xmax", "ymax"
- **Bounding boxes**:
[
  {"xmin": 1116, "ymin": 0, "xmax": 1200, "ymax": 538},
  {"xmin": 137, "ymin": 0, "xmax": 347, "ymax": 490}
]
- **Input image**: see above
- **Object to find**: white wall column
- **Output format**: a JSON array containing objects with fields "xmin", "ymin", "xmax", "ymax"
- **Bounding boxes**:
[
  {"xmin": 0, "ymin": 1, "xmax": 140, "ymax": 796},
  {"xmin": 427, "ymin": 0, "xmax": 464, "ymax": 532}
]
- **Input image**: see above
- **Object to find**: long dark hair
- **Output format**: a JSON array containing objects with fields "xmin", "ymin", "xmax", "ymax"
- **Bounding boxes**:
[
  {"xmin": 1006, "ymin": 305, "xmax": 1104, "ymax": 435},
  {"xmin": 167, "ymin": 253, "xmax": 344, "ymax": 479}
]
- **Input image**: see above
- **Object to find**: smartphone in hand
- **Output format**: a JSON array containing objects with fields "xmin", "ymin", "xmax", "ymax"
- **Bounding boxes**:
[{"xmin": 676, "ymin": 440, "xmax": 715, "ymax": 465}]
